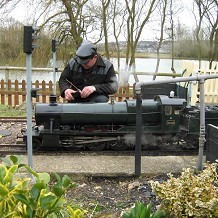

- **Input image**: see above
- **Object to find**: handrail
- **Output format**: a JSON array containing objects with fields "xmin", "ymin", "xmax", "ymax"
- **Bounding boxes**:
[
  {"xmin": 134, "ymin": 74, "xmax": 218, "ymax": 176},
  {"xmin": 135, "ymin": 74, "xmax": 218, "ymax": 93}
]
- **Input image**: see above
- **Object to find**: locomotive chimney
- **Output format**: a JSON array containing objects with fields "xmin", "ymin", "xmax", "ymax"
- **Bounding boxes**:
[{"xmin": 49, "ymin": 94, "xmax": 57, "ymax": 105}]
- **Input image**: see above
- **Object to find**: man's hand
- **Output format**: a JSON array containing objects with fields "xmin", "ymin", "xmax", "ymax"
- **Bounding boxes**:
[
  {"xmin": 64, "ymin": 89, "xmax": 80, "ymax": 101},
  {"xmin": 80, "ymin": 86, "xmax": 96, "ymax": 98}
]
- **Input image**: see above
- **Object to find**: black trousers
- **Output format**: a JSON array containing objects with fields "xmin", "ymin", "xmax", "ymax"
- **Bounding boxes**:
[
  {"xmin": 69, "ymin": 94, "xmax": 108, "ymax": 103},
  {"xmin": 89, "ymin": 94, "xmax": 109, "ymax": 102}
]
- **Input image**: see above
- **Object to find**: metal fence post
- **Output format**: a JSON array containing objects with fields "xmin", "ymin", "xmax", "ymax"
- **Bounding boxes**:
[
  {"xmin": 135, "ymin": 86, "xmax": 142, "ymax": 176},
  {"xmin": 26, "ymin": 53, "xmax": 34, "ymax": 174},
  {"xmin": 197, "ymin": 78, "xmax": 206, "ymax": 171}
]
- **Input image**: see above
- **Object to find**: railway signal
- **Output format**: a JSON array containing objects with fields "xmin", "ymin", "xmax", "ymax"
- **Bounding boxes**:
[
  {"xmin": 52, "ymin": 39, "xmax": 58, "ymax": 52},
  {"xmin": 23, "ymin": 25, "xmax": 40, "ymax": 177},
  {"xmin": 23, "ymin": 26, "xmax": 40, "ymax": 54},
  {"xmin": 52, "ymin": 39, "xmax": 59, "ymax": 94}
]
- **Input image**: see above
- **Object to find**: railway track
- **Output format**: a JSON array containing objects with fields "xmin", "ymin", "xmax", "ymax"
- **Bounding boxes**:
[
  {"xmin": 0, "ymin": 144, "xmax": 27, "ymax": 155},
  {"xmin": 0, "ymin": 117, "xmax": 202, "ymax": 156},
  {"xmin": 0, "ymin": 117, "xmax": 32, "ymax": 122}
]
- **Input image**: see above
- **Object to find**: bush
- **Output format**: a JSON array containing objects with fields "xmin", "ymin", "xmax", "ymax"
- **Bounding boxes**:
[
  {"xmin": 150, "ymin": 162, "xmax": 218, "ymax": 218},
  {"xmin": 122, "ymin": 201, "xmax": 165, "ymax": 218},
  {"xmin": 0, "ymin": 155, "xmax": 86, "ymax": 217}
]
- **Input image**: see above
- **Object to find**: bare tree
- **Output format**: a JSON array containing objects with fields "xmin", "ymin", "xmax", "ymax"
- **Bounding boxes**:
[
  {"xmin": 0, "ymin": 0, "xmax": 20, "ymax": 23},
  {"xmin": 215, "ymin": 29, "xmax": 218, "ymax": 62},
  {"xmin": 153, "ymin": 0, "xmax": 169, "ymax": 80},
  {"xmin": 169, "ymin": 0, "xmax": 176, "ymax": 74},
  {"xmin": 111, "ymin": 0, "xmax": 126, "ymax": 70},
  {"xmin": 193, "ymin": 0, "xmax": 211, "ymax": 68},
  {"xmin": 36, "ymin": 0, "xmax": 117, "ymax": 62},
  {"xmin": 124, "ymin": 0, "xmax": 159, "ymax": 82},
  {"xmin": 204, "ymin": 0, "xmax": 218, "ymax": 68},
  {"xmin": 0, "ymin": 0, "xmax": 10, "ymax": 9},
  {"xmin": 38, "ymin": 0, "xmax": 91, "ymax": 49},
  {"xmin": 193, "ymin": 0, "xmax": 218, "ymax": 69},
  {"xmin": 99, "ymin": 0, "xmax": 111, "ymax": 60},
  {"xmin": 0, "ymin": 0, "xmax": 19, "ymax": 9}
]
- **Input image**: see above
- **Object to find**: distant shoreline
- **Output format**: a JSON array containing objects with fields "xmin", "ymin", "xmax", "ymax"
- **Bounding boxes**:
[{"xmin": 106, "ymin": 52, "xmax": 200, "ymax": 60}]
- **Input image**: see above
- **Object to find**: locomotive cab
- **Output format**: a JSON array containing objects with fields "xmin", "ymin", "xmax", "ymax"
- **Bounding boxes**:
[{"xmin": 154, "ymin": 95, "xmax": 187, "ymax": 132}]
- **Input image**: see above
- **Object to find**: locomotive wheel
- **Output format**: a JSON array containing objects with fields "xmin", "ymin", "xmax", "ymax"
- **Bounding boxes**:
[
  {"xmin": 110, "ymin": 141, "xmax": 128, "ymax": 151},
  {"xmin": 87, "ymin": 142, "xmax": 106, "ymax": 151},
  {"xmin": 183, "ymin": 135, "xmax": 199, "ymax": 149},
  {"xmin": 32, "ymin": 139, "xmax": 42, "ymax": 152}
]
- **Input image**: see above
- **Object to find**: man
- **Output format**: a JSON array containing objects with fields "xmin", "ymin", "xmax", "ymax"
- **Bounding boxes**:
[{"xmin": 59, "ymin": 41, "xmax": 118, "ymax": 103}]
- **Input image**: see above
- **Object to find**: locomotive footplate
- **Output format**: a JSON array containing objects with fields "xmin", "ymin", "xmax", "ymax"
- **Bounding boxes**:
[{"xmin": 39, "ymin": 128, "xmax": 137, "ymax": 136}]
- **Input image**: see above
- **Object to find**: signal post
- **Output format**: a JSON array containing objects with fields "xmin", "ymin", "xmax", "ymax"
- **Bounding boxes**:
[{"xmin": 23, "ymin": 25, "xmax": 40, "ymax": 174}]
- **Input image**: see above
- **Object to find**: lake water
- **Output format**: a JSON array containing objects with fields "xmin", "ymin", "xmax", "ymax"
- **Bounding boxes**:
[
  {"xmin": 0, "ymin": 58, "xmax": 208, "ymax": 85},
  {"xmin": 112, "ymin": 58, "xmax": 185, "ymax": 85}
]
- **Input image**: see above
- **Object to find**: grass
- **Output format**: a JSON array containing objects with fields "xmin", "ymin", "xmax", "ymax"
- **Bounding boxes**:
[{"xmin": 0, "ymin": 104, "xmax": 26, "ymax": 117}]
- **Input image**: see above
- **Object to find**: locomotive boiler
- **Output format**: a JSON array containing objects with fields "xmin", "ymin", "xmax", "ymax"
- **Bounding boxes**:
[{"xmin": 21, "ymin": 95, "xmax": 218, "ymax": 151}]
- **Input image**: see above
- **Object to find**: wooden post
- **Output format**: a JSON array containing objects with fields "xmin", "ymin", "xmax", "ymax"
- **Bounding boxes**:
[
  {"xmin": 15, "ymin": 80, "xmax": 19, "ymax": 106},
  {"xmin": 22, "ymin": 80, "xmax": 26, "ymax": 102},
  {"xmin": 0, "ymin": 79, "xmax": 5, "ymax": 105},
  {"xmin": 8, "ymin": 80, "xmax": 12, "ymax": 106},
  {"xmin": 42, "ymin": 80, "xmax": 46, "ymax": 103},
  {"xmin": 35, "ymin": 80, "xmax": 40, "ymax": 102}
]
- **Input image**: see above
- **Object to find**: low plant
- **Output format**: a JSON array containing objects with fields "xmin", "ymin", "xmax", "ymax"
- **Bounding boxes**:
[
  {"xmin": 122, "ymin": 202, "xmax": 165, "ymax": 218},
  {"xmin": 0, "ymin": 155, "xmax": 86, "ymax": 217},
  {"xmin": 0, "ymin": 104, "xmax": 26, "ymax": 117},
  {"xmin": 150, "ymin": 162, "xmax": 218, "ymax": 217}
]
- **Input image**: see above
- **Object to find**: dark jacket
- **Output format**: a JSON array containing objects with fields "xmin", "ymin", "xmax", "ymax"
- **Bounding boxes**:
[{"xmin": 59, "ymin": 55, "xmax": 118, "ymax": 102}]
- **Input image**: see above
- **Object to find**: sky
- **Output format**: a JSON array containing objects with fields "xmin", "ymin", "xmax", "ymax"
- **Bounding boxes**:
[
  {"xmin": 8, "ymin": 0, "xmax": 197, "ymax": 41},
  {"xmin": 11, "ymin": 0, "xmax": 196, "ymax": 24}
]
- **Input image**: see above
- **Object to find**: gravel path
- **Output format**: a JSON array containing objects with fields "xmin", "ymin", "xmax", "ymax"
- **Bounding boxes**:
[{"xmin": 0, "ymin": 122, "xmax": 26, "ymax": 144}]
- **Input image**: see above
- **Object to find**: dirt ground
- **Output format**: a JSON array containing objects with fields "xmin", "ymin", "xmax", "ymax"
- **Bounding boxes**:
[
  {"xmin": 66, "ymin": 175, "xmax": 167, "ymax": 217},
  {"xmin": 0, "ymin": 121, "xmax": 26, "ymax": 144},
  {"xmin": 0, "ymin": 122, "xmax": 168, "ymax": 217}
]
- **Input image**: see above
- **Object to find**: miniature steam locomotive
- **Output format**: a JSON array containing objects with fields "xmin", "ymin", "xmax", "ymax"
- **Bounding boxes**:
[{"xmin": 21, "ymin": 94, "xmax": 218, "ymax": 151}]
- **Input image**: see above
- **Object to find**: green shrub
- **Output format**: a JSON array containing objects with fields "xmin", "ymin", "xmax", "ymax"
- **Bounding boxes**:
[
  {"xmin": 0, "ymin": 155, "xmax": 86, "ymax": 218},
  {"xmin": 150, "ymin": 162, "xmax": 218, "ymax": 218},
  {"xmin": 122, "ymin": 202, "xmax": 165, "ymax": 218}
]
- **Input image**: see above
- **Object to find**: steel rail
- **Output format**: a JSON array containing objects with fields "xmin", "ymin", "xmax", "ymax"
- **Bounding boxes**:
[
  {"xmin": 0, "ymin": 144, "xmax": 25, "ymax": 147},
  {"xmin": 0, "ymin": 150, "xmax": 27, "ymax": 155},
  {"xmin": 0, "ymin": 117, "xmax": 35, "ymax": 122}
]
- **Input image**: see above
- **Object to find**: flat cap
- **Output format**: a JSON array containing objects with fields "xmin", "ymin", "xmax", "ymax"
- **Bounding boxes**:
[{"xmin": 76, "ymin": 41, "xmax": 97, "ymax": 64}]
